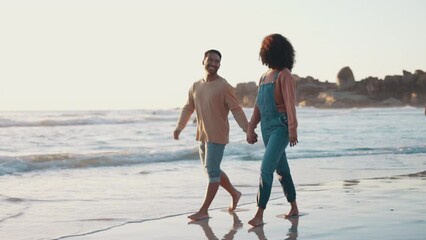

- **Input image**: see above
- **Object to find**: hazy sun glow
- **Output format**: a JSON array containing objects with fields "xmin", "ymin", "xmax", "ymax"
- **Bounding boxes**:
[{"xmin": 1, "ymin": 0, "xmax": 425, "ymax": 111}]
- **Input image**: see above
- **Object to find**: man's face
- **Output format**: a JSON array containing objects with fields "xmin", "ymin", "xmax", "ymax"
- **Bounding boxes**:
[{"xmin": 203, "ymin": 53, "xmax": 221, "ymax": 74}]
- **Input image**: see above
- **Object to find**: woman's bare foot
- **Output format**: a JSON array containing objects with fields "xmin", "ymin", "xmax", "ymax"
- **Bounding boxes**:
[
  {"xmin": 285, "ymin": 204, "xmax": 299, "ymax": 218},
  {"xmin": 248, "ymin": 217, "xmax": 264, "ymax": 227},
  {"xmin": 188, "ymin": 211, "xmax": 209, "ymax": 221},
  {"xmin": 228, "ymin": 191, "xmax": 241, "ymax": 212}
]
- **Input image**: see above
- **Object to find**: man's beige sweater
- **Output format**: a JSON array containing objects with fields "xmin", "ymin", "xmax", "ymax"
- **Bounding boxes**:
[{"xmin": 176, "ymin": 77, "xmax": 248, "ymax": 144}]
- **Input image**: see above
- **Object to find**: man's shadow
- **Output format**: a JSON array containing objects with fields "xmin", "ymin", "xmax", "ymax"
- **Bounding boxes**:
[
  {"xmin": 188, "ymin": 211, "xmax": 243, "ymax": 240},
  {"xmin": 249, "ymin": 216, "xmax": 299, "ymax": 240}
]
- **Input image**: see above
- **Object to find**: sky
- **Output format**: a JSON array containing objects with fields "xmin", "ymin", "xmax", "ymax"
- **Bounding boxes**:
[{"xmin": 1, "ymin": 0, "xmax": 425, "ymax": 111}]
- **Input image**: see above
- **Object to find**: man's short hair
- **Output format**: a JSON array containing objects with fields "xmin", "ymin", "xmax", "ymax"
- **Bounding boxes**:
[{"xmin": 204, "ymin": 49, "xmax": 222, "ymax": 59}]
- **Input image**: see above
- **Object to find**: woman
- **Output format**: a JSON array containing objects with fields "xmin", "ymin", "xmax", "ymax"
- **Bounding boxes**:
[{"xmin": 247, "ymin": 33, "xmax": 299, "ymax": 227}]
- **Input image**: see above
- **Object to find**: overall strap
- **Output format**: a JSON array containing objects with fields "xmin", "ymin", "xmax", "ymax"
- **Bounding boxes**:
[
  {"xmin": 271, "ymin": 70, "xmax": 280, "ymax": 83},
  {"xmin": 260, "ymin": 73, "xmax": 267, "ymax": 83}
]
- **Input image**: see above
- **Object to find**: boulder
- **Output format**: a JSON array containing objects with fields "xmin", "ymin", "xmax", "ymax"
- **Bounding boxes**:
[
  {"xmin": 383, "ymin": 75, "xmax": 401, "ymax": 91},
  {"xmin": 235, "ymin": 82, "xmax": 258, "ymax": 107},
  {"xmin": 366, "ymin": 77, "xmax": 381, "ymax": 99},
  {"xmin": 337, "ymin": 67, "xmax": 356, "ymax": 90},
  {"xmin": 416, "ymin": 74, "xmax": 426, "ymax": 92},
  {"xmin": 402, "ymin": 70, "xmax": 417, "ymax": 86},
  {"xmin": 414, "ymin": 69, "xmax": 425, "ymax": 75}
]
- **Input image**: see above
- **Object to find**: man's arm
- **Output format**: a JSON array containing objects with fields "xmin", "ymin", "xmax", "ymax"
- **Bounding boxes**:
[
  {"xmin": 225, "ymin": 84, "xmax": 248, "ymax": 132},
  {"xmin": 248, "ymin": 79, "xmax": 262, "ymax": 132},
  {"xmin": 174, "ymin": 85, "xmax": 195, "ymax": 139},
  {"xmin": 246, "ymin": 79, "xmax": 261, "ymax": 144}
]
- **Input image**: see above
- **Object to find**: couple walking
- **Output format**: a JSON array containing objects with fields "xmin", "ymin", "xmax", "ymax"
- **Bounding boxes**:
[{"xmin": 173, "ymin": 33, "xmax": 299, "ymax": 227}]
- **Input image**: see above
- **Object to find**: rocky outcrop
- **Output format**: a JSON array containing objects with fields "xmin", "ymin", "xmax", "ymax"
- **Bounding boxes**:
[
  {"xmin": 235, "ymin": 67, "xmax": 426, "ymax": 108},
  {"xmin": 235, "ymin": 82, "xmax": 258, "ymax": 107},
  {"xmin": 337, "ymin": 66, "xmax": 356, "ymax": 90}
]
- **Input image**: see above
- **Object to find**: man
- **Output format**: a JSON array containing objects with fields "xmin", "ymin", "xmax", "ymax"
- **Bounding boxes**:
[{"xmin": 173, "ymin": 49, "xmax": 253, "ymax": 221}]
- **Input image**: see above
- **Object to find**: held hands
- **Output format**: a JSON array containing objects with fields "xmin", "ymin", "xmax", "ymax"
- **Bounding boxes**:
[{"xmin": 246, "ymin": 130, "xmax": 258, "ymax": 144}]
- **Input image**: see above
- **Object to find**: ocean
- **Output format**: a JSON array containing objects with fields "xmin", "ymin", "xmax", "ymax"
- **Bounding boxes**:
[{"xmin": 1, "ymin": 107, "xmax": 425, "ymax": 240}]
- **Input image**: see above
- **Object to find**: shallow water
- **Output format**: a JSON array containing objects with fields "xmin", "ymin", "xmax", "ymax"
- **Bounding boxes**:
[{"xmin": 1, "ymin": 107, "xmax": 425, "ymax": 239}]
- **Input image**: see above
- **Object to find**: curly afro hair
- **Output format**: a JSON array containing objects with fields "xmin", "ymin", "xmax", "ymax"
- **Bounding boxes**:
[{"xmin": 259, "ymin": 33, "xmax": 295, "ymax": 71}]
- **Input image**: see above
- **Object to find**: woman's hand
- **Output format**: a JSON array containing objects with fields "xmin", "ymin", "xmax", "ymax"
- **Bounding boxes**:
[
  {"xmin": 246, "ymin": 130, "xmax": 258, "ymax": 144},
  {"xmin": 289, "ymin": 136, "xmax": 298, "ymax": 147}
]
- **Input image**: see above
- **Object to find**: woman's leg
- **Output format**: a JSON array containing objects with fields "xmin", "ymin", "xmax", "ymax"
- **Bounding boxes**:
[
  {"xmin": 276, "ymin": 152, "xmax": 295, "ymax": 202},
  {"xmin": 249, "ymin": 129, "xmax": 286, "ymax": 226},
  {"xmin": 257, "ymin": 131, "xmax": 287, "ymax": 209},
  {"xmin": 276, "ymin": 152, "xmax": 298, "ymax": 217}
]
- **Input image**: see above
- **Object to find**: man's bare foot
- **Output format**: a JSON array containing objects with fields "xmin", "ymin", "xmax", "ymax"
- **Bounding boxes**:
[
  {"xmin": 228, "ymin": 191, "xmax": 241, "ymax": 212},
  {"xmin": 284, "ymin": 207, "xmax": 299, "ymax": 218},
  {"xmin": 228, "ymin": 211, "xmax": 243, "ymax": 230},
  {"xmin": 248, "ymin": 217, "xmax": 264, "ymax": 227},
  {"xmin": 188, "ymin": 211, "xmax": 209, "ymax": 221}
]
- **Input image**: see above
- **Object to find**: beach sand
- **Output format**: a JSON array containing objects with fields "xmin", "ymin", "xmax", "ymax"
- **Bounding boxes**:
[{"xmin": 65, "ymin": 171, "xmax": 426, "ymax": 240}]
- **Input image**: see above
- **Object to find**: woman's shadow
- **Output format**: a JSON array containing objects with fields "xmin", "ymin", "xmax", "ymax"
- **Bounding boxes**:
[
  {"xmin": 249, "ymin": 216, "xmax": 299, "ymax": 240},
  {"xmin": 188, "ymin": 211, "xmax": 243, "ymax": 240}
]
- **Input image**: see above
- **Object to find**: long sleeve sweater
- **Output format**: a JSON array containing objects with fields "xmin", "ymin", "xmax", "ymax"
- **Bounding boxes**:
[
  {"xmin": 248, "ymin": 68, "xmax": 298, "ymax": 139},
  {"xmin": 176, "ymin": 77, "xmax": 248, "ymax": 144}
]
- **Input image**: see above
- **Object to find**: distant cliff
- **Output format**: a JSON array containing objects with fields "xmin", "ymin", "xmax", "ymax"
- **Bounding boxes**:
[{"xmin": 235, "ymin": 67, "xmax": 426, "ymax": 108}]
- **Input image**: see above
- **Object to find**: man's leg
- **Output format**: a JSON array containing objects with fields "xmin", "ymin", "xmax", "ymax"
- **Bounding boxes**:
[
  {"xmin": 220, "ymin": 171, "xmax": 241, "ymax": 211},
  {"xmin": 188, "ymin": 182, "xmax": 220, "ymax": 220},
  {"xmin": 189, "ymin": 143, "xmax": 225, "ymax": 220}
]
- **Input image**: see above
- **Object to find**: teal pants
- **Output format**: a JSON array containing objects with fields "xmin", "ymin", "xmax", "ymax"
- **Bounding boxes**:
[
  {"xmin": 199, "ymin": 142, "xmax": 225, "ymax": 183},
  {"xmin": 258, "ymin": 114, "xmax": 296, "ymax": 209}
]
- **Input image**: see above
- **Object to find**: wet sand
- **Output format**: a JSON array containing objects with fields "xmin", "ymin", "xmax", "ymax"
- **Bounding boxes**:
[{"xmin": 66, "ymin": 171, "xmax": 426, "ymax": 240}]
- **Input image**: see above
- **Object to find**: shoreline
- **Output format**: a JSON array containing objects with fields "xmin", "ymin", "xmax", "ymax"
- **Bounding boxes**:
[
  {"xmin": 62, "ymin": 170, "xmax": 426, "ymax": 240},
  {"xmin": 0, "ymin": 105, "xmax": 424, "ymax": 113}
]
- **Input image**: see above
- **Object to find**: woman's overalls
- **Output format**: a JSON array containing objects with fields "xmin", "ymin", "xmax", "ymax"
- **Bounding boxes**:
[{"xmin": 256, "ymin": 70, "xmax": 296, "ymax": 209}]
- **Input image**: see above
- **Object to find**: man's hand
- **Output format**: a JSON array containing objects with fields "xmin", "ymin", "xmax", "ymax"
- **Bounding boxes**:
[
  {"xmin": 173, "ymin": 129, "xmax": 181, "ymax": 140},
  {"xmin": 246, "ymin": 130, "xmax": 258, "ymax": 144}
]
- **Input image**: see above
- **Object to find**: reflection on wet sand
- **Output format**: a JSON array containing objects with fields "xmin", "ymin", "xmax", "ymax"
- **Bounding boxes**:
[
  {"xmin": 189, "ymin": 210, "xmax": 300, "ymax": 240},
  {"xmin": 285, "ymin": 216, "xmax": 299, "ymax": 240},
  {"xmin": 248, "ymin": 215, "xmax": 299, "ymax": 240},
  {"xmin": 188, "ymin": 211, "xmax": 242, "ymax": 240},
  {"xmin": 248, "ymin": 224, "xmax": 267, "ymax": 240}
]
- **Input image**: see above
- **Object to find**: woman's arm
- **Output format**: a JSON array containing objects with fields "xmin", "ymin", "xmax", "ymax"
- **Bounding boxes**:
[{"xmin": 280, "ymin": 69, "xmax": 298, "ymax": 146}]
